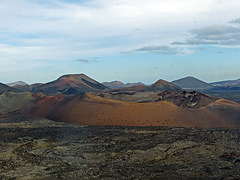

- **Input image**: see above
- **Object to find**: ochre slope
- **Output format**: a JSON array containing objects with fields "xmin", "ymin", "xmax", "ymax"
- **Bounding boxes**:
[
  {"xmin": 206, "ymin": 99, "xmax": 240, "ymax": 126},
  {"xmin": 27, "ymin": 93, "xmax": 240, "ymax": 128}
]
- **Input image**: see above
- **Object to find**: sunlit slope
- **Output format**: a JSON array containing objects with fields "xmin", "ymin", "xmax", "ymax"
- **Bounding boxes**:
[{"xmin": 28, "ymin": 93, "xmax": 240, "ymax": 128}]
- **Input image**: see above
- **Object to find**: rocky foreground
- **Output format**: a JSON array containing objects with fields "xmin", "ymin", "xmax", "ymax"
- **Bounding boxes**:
[{"xmin": 0, "ymin": 118, "xmax": 240, "ymax": 179}]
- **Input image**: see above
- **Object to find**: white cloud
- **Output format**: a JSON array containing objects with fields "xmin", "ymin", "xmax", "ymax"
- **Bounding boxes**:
[
  {"xmin": 77, "ymin": 59, "xmax": 98, "ymax": 63},
  {"xmin": 127, "ymin": 45, "xmax": 186, "ymax": 55},
  {"xmin": 0, "ymin": 0, "xmax": 240, "ymax": 64},
  {"xmin": 230, "ymin": 18, "xmax": 240, "ymax": 24},
  {"xmin": 173, "ymin": 24, "xmax": 240, "ymax": 46}
]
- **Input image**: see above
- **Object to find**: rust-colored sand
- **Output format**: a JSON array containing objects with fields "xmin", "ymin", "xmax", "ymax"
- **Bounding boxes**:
[{"xmin": 28, "ymin": 93, "xmax": 240, "ymax": 128}]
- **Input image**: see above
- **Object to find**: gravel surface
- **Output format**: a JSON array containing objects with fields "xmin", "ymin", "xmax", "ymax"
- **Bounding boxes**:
[{"xmin": 0, "ymin": 119, "xmax": 240, "ymax": 179}]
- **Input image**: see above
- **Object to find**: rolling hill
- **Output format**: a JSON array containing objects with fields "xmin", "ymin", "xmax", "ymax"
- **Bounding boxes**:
[
  {"xmin": 0, "ymin": 91, "xmax": 35, "ymax": 113},
  {"xmin": 102, "ymin": 81, "xmax": 126, "ymax": 89},
  {"xmin": 0, "ymin": 82, "xmax": 21, "ymax": 94},
  {"xmin": 102, "ymin": 81, "xmax": 145, "ymax": 89},
  {"xmin": 22, "ymin": 92, "xmax": 240, "ymax": 128}
]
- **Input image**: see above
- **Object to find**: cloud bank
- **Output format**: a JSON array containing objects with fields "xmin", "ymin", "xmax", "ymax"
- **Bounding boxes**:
[
  {"xmin": 1, "ymin": 0, "xmax": 240, "ymax": 83},
  {"xmin": 173, "ymin": 20, "xmax": 240, "ymax": 46},
  {"xmin": 77, "ymin": 59, "xmax": 98, "ymax": 63}
]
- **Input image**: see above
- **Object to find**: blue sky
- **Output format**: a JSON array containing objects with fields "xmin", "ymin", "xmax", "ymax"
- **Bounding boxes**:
[{"xmin": 1, "ymin": 0, "xmax": 240, "ymax": 84}]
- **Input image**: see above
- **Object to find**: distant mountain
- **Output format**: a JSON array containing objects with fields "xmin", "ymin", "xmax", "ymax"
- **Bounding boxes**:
[
  {"xmin": 172, "ymin": 76, "xmax": 213, "ymax": 90},
  {"xmin": 147, "ymin": 79, "xmax": 183, "ymax": 91},
  {"xmin": 102, "ymin": 81, "xmax": 126, "ymax": 89},
  {"xmin": 126, "ymin": 82, "xmax": 145, "ymax": 87},
  {"xmin": 108, "ymin": 79, "xmax": 181, "ymax": 92},
  {"xmin": 102, "ymin": 81, "xmax": 145, "ymax": 89},
  {"xmin": 32, "ymin": 74, "xmax": 109, "ymax": 95},
  {"xmin": 6, "ymin": 81, "xmax": 28, "ymax": 87},
  {"xmin": 211, "ymin": 79, "xmax": 240, "ymax": 87},
  {"xmin": 0, "ymin": 82, "xmax": 21, "ymax": 94},
  {"xmin": 109, "ymin": 85, "xmax": 148, "ymax": 92},
  {"xmin": 14, "ymin": 83, "xmax": 43, "ymax": 92}
]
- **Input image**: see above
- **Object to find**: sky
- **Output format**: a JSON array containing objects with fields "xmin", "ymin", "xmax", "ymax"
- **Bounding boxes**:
[{"xmin": 1, "ymin": 0, "xmax": 240, "ymax": 84}]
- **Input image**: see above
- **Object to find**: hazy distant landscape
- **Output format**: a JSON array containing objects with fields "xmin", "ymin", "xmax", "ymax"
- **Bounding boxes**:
[
  {"xmin": 0, "ymin": 73, "xmax": 239, "ymax": 127},
  {"xmin": 0, "ymin": 73, "xmax": 240, "ymax": 178},
  {"xmin": 1, "ymin": 57, "xmax": 240, "ymax": 180},
  {"xmin": 0, "ymin": 73, "xmax": 240, "ymax": 179}
]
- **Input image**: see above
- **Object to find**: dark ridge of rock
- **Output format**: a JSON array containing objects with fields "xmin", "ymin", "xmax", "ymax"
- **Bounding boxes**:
[
  {"xmin": 156, "ymin": 90, "xmax": 218, "ymax": 108},
  {"xmin": 93, "ymin": 90, "xmax": 217, "ymax": 108}
]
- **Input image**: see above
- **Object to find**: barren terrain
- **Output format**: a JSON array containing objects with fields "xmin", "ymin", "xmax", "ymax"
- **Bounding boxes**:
[{"xmin": 0, "ymin": 117, "xmax": 240, "ymax": 179}]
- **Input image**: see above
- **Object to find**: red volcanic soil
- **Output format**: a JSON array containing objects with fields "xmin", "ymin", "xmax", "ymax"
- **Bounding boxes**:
[
  {"xmin": 29, "ymin": 94, "xmax": 68, "ymax": 118},
  {"xmin": 147, "ymin": 79, "xmax": 183, "ymax": 91},
  {"xmin": 26, "ymin": 93, "xmax": 240, "ymax": 128}
]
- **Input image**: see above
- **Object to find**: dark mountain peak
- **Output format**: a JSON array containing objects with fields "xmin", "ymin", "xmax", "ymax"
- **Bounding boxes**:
[
  {"xmin": 172, "ymin": 76, "xmax": 213, "ymax": 90},
  {"xmin": 183, "ymin": 76, "xmax": 200, "ymax": 81}
]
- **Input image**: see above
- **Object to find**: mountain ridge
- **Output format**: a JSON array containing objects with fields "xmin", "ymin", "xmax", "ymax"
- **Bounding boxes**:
[
  {"xmin": 0, "ymin": 82, "xmax": 21, "ymax": 94},
  {"xmin": 147, "ymin": 79, "xmax": 183, "ymax": 91},
  {"xmin": 6, "ymin": 81, "xmax": 28, "ymax": 87},
  {"xmin": 172, "ymin": 76, "xmax": 213, "ymax": 90},
  {"xmin": 102, "ymin": 81, "xmax": 145, "ymax": 89},
  {"xmin": 32, "ymin": 74, "xmax": 109, "ymax": 95}
]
